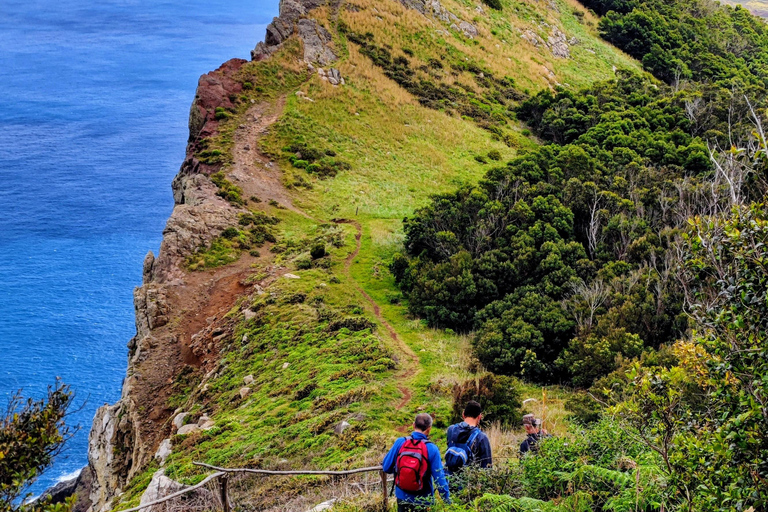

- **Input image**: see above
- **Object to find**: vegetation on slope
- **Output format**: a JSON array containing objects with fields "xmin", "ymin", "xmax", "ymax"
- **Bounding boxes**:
[{"xmin": 103, "ymin": 0, "xmax": 768, "ymax": 509}]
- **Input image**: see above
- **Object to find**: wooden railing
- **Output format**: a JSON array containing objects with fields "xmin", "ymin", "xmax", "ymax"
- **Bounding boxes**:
[{"xmin": 120, "ymin": 462, "xmax": 389, "ymax": 512}]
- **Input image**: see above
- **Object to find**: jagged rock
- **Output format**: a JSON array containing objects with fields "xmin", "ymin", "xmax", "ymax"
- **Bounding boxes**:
[
  {"xmin": 569, "ymin": 37, "xmax": 580, "ymax": 45},
  {"xmin": 244, "ymin": 309, "xmax": 257, "ymax": 322},
  {"xmin": 139, "ymin": 470, "xmax": 187, "ymax": 512},
  {"xmin": 298, "ymin": 19, "xmax": 337, "ymax": 65},
  {"xmin": 177, "ymin": 423, "xmax": 201, "ymax": 436},
  {"xmin": 239, "ymin": 387, "xmax": 252, "ymax": 399},
  {"xmin": 142, "ymin": 251, "xmax": 155, "ymax": 283},
  {"xmin": 548, "ymin": 28, "xmax": 570, "ymax": 58},
  {"xmin": 459, "ymin": 21, "xmax": 478, "ymax": 38},
  {"xmin": 522, "ymin": 29, "xmax": 545, "ymax": 47},
  {"xmin": 334, "ymin": 421, "xmax": 351, "ymax": 435},
  {"xmin": 265, "ymin": 17, "xmax": 293, "ymax": 45},
  {"xmin": 244, "ymin": 374, "xmax": 255, "ymax": 385},
  {"xmin": 327, "ymin": 68, "xmax": 342, "ymax": 85},
  {"xmin": 172, "ymin": 412, "xmax": 189, "ymax": 431},
  {"xmin": 282, "ymin": 362, "xmax": 291, "ymax": 369},
  {"xmin": 284, "ymin": 273, "xmax": 300, "ymax": 279},
  {"xmin": 154, "ymin": 439, "xmax": 172, "ymax": 465},
  {"xmin": 36, "ymin": 470, "xmax": 81, "ymax": 505}
]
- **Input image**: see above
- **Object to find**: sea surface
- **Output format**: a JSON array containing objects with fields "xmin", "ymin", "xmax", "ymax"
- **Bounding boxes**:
[{"xmin": 0, "ymin": 0, "xmax": 277, "ymax": 495}]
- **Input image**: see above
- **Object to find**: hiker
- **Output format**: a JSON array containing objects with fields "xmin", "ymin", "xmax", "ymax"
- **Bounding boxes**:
[
  {"xmin": 444, "ymin": 400, "xmax": 492, "ymax": 491},
  {"xmin": 519, "ymin": 413, "xmax": 549, "ymax": 456},
  {"xmin": 382, "ymin": 413, "xmax": 451, "ymax": 511}
]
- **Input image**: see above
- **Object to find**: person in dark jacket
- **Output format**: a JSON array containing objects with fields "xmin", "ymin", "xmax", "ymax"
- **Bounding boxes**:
[
  {"xmin": 382, "ymin": 413, "xmax": 451, "ymax": 511},
  {"xmin": 520, "ymin": 413, "xmax": 549, "ymax": 456},
  {"xmin": 445, "ymin": 401, "xmax": 492, "ymax": 493}
]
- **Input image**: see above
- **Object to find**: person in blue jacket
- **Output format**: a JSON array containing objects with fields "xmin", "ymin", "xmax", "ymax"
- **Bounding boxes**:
[
  {"xmin": 382, "ymin": 413, "xmax": 451, "ymax": 511},
  {"xmin": 445, "ymin": 401, "xmax": 493, "ymax": 492}
]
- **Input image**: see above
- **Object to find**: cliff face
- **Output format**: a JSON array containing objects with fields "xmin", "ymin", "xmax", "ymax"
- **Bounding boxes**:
[{"xmin": 85, "ymin": 59, "xmax": 247, "ymax": 512}]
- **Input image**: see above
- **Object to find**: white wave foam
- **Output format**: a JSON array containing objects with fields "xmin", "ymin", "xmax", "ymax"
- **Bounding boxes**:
[{"xmin": 55, "ymin": 469, "xmax": 82, "ymax": 483}]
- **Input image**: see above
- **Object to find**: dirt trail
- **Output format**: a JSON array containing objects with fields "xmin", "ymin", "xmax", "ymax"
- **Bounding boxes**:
[
  {"xmin": 333, "ymin": 219, "xmax": 419, "ymax": 410},
  {"xmin": 228, "ymin": 97, "xmax": 310, "ymax": 218}
]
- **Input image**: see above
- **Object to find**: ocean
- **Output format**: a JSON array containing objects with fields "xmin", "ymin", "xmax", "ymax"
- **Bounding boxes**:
[{"xmin": 0, "ymin": 0, "xmax": 277, "ymax": 495}]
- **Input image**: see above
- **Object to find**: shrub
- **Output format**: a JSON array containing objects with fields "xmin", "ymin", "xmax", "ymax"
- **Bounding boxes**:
[
  {"xmin": 214, "ymin": 106, "xmax": 233, "ymax": 120},
  {"xmin": 1, "ymin": 381, "xmax": 75, "ymax": 509},
  {"xmin": 294, "ymin": 254, "xmax": 312, "ymax": 270},
  {"xmin": 487, "ymin": 149, "xmax": 502, "ymax": 161},
  {"xmin": 221, "ymin": 227, "xmax": 240, "ymax": 239},
  {"xmin": 310, "ymin": 243, "xmax": 327, "ymax": 259},
  {"xmin": 482, "ymin": 0, "xmax": 503, "ymax": 9},
  {"xmin": 451, "ymin": 373, "xmax": 522, "ymax": 427},
  {"xmin": 292, "ymin": 159, "xmax": 309, "ymax": 169},
  {"xmin": 475, "ymin": 155, "xmax": 488, "ymax": 164}
]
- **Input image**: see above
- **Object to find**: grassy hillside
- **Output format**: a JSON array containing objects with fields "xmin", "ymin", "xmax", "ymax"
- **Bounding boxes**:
[{"xmin": 113, "ymin": 0, "xmax": 643, "ymax": 509}]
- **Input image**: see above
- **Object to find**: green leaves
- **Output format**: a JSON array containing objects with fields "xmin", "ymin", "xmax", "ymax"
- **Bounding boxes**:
[{"xmin": 0, "ymin": 381, "xmax": 74, "ymax": 510}]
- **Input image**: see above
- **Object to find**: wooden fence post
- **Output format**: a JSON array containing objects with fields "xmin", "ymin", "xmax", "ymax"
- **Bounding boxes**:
[
  {"xmin": 219, "ymin": 473, "xmax": 230, "ymax": 512},
  {"xmin": 380, "ymin": 470, "xmax": 388, "ymax": 511}
]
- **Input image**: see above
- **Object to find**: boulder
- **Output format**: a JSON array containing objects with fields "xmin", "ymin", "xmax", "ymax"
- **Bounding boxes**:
[
  {"xmin": 172, "ymin": 412, "xmax": 189, "ymax": 431},
  {"xmin": 298, "ymin": 19, "xmax": 337, "ymax": 65},
  {"xmin": 548, "ymin": 29, "xmax": 570, "ymax": 58},
  {"xmin": 138, "ymin": 470, "xmax": 187, "ymax": 512},
  {"xmin": 459, "ymin": 21, "xmax": 478, "ymax": 38},
  {"xmin": 307, "ymin": 500, "xmax": 338, "ymax": 512},
  {"xmin": 334, "ymin": 421, "xmax": 351, "ymax": 435},
  {"xmin": 154, "ymin": 439, "xmax": 172, "ymax": 465},
  {"xmin": 176, "ymin": 423, "xmax": 201, "ymax": 436},
  {"xmin": 239, "ymin": 387, "xmax": 252, "ymax": 399},
  {"xmin": 244, "ymin": 374, "xmax": 255, "ymax": 385}
]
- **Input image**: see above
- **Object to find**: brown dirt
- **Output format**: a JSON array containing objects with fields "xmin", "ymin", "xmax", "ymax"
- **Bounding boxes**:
[
  {"xmin": 227, "ymin": 97, "xmax": 310, "ymax": 218},
  {"xmin": 333, "ymin": 219, "xmax": 419, "ymax": 410}
]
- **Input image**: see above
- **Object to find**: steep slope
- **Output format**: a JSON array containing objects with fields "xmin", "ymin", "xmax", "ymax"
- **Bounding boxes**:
[{"xmin": 80, "ymin": 0, "xmax": 641, "ymax": 510}]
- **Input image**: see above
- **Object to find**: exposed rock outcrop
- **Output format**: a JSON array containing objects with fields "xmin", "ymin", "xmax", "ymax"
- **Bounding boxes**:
[
  {"xmin": 399, "ymin": 0, "xmax": 478, "ymax": 38},
  {"xmin": 251, "ymin": 0, "xmax": 337, "ymax": 65}
]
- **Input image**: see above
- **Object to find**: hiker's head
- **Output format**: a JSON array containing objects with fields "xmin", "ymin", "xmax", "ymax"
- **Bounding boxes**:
[
  {"xmin": 522, "ymin": 414, "xmax": 539, "ymax": 434},
  {"xmin": 462, "ymin": 400, "xmax": 483, "ymax": 426},
  {"xmin": 413, "ymin": 413, "xmax": 433, "ymax": 434}
]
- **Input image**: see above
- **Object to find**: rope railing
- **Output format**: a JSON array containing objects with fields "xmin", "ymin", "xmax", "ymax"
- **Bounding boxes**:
[{"xmin": 119, "ymin": 463, "xmax": 388, "ymax": 512}]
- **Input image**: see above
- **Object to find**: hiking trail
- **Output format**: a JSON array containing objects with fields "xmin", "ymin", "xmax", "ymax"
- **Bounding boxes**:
[{"xmin": 333, "ymin": 219, "xmax": 420, "ymax": 410}]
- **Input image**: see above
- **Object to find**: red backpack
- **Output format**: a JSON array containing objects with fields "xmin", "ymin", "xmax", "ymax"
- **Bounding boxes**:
[{"xmin": 395, "ymin": 437, "xmax": 430, "ymax": 493}]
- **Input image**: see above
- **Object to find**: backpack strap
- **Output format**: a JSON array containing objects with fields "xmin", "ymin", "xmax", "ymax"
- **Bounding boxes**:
[
  {"xmin": 466, "ymin": 428, "xmax": 482, "ymax": 461},
  {"xmin": 467, "ymin": 428, "xmax": 482, "ymax": 448}
]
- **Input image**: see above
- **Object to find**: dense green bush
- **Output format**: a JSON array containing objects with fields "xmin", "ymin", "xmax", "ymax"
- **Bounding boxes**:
[{"xmin": 451, "ymin": 373, "xmax": 522, "ymax": 427}]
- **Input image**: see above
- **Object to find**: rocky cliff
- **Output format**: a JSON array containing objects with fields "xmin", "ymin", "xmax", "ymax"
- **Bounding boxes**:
[{"xmin": 84, "ymin": 59, "xmax": 247, "ymax": 512}]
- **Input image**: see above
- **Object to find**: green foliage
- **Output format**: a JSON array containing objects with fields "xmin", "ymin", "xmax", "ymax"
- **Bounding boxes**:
[
  {"xmin": 583, "ymin": 0, "xmax": 768, "ymax": 88},
  {"xmin": 210, "ymin": 171, "xmax": 244, "ymax": 205},
  {"xmin": 451, "ymin": 374, "xmax": 522, "ymax": 427},
  {"xmin": 0, "ymin": 381, "xmax": 75, "ymax": 510},
  {"xmin": 482, "ymin": 0, "xmax": 503, "ymax": 10},
  {"xmin": 671, "ymin": 203, "xmax": 768, "ymax": 509},
  {"xmin": 310, "ymin": 243, "xmax": 327, "ymax": 260}
]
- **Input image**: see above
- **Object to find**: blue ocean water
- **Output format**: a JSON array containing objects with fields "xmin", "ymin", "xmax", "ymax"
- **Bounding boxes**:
[{"xmin": 0, "ymin": 0, "xmax": 277, "ymax": 494}]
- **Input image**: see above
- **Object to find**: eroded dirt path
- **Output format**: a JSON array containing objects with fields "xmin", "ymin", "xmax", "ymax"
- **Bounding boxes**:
[
  {"xmin": 227, "ymin": 97, "xmax": 310, "ymax": 218},
  {"xmin": 333, "ymin": 219, "xmax": 420, "ymax": 410}
]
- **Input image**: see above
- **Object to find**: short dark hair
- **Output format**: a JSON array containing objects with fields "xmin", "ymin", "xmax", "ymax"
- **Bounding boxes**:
[
  {"xmin": 463, "ymin": 400, "xmax": 482, "ymax": 419},
  {"xmin": 414, "ymin": 413, "xmax": 433, "ymax": 431}
]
